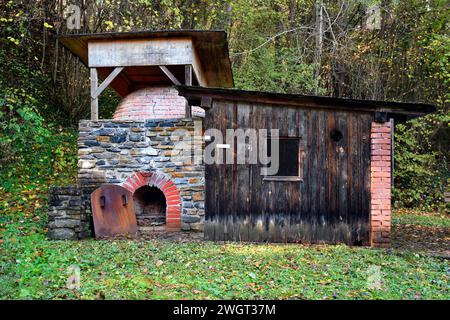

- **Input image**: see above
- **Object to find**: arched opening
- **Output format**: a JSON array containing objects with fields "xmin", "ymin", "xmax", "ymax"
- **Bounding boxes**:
[
  {"xmin": 123, "ymin": 171, "xmax": 182, "ymax": 231},
  {"xmin": 133, "ymin": 186, "xmax": 166, "ymax": 226}
]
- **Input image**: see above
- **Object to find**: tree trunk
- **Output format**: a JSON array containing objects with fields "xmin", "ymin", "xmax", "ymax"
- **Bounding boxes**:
[{"xmin": 313, "ymin": 0, "xmax": 323, "ymax": 95}]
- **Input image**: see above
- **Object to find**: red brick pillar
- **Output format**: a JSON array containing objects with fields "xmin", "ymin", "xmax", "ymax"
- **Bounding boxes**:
[{"xmin": 370, "ymin": 121, "xmax": 392, "ymax": 247}]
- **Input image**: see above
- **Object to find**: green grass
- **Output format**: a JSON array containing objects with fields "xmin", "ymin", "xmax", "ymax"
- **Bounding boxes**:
[
  {"xmin": 392, "ymin": 211, "xmax": 450, "ymax": 228},
  {"xmin": 1, "ymin": 211, "xmax": 449, "ymax": 300}
]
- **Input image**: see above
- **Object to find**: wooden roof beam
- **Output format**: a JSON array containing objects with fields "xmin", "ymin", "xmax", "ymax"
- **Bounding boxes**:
[
  {"xmin": 91, "ymin": 67, "xmax": 124, "ymax": 99},
  {"xmin": 90, "ymin": 67, "xmax": 124, "ymax": 120},
  {"xmin": 87, "ymin": 38, "xmax": 208, "ymax": 87},
  {"xmin": 159, "ymin": 66, "xmax": 181, "ymax": 86}
]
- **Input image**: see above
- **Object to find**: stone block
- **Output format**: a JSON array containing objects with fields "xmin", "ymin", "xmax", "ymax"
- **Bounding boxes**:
[
  {"xmin": 111, "ymin": 135, "xmax": 127, "ymax": 143},
  {"xmin": 129, "ymin": 133, "xmax": 144, "ymax": 142},
  {"xmin": 84, "ymin": 140, "xmax": 100, "ymax": 147},
  {"xmin": 47, "ymin": 228, "xmax": 77, "ymax": 240},
  {"xmin": 78, "ymin": 160, "xmax": 96, "ymax": 169},
  {"xmin": 78, "ymin": 148, "xmax": 92, "ymax": 156},
  {"xmin": 49, "ymin": 219, "xmax": 80, "ymax": 228},
  {"xmin": 192, "ymin": 192, "xmax": 204, "ymax": 201},
  {"xmin": 93, "ymin": 128, "xmax": 114, "ymax": 136},
  {"xmin": 181, "ymin": 215, "xmax": 201, "ymax": 223},
  {"xmin": 181, "ymin": 222, "xmax": 191, "ymax": 231},
  {"xmin": 190, "ymin": 222, "xmax": 204, "ymax": 232},
  {"xmin": 96, "ymin": 136, "xmax": 111, "ymax": 142}
]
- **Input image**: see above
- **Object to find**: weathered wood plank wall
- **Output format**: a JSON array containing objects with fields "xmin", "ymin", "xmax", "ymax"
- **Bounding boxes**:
[{"xmin": 204, "ymin": 100, "xmax": 372, "ymax": 245}]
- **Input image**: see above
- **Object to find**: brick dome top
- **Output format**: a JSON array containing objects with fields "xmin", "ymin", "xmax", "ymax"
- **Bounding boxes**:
[{"xmin": 113, "ymin": 86, "xmax": 204, "ymax": 120}]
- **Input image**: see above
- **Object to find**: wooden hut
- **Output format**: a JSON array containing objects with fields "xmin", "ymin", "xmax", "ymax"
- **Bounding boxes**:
[{"xmin": 177, "ymin": 86, "xmax": 435, "ymax": 246}]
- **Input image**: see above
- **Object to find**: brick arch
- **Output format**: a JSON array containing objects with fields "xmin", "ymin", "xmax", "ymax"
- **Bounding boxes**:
[{"xmin": 121, "ymin": 171, "xmax": 181, "ymax": 230}]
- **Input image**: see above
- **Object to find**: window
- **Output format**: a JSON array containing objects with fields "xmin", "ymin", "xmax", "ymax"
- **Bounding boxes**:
[{"xmin": 264, "ymin": 137, "xmax": 302, "ymax": 182}]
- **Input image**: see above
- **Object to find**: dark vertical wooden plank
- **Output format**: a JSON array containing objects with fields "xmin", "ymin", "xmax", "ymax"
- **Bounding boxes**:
[
  {"xmin": 316, "ymin": 111, "xmax": 328, "ymax": 243},
  {"xmin": 348, "ymin": 111, "xmax": 358, "ymax": 243},
  {"xmin": 212, "ymin": 101, "xmax": 222, "ymax": 240},
  {"xmin": 184, "ymin": 65, "xmax": 192, "ymax": 118},
  {"xmin": 236, "ymin": 102, "xmax": 251, "ymax": 241},
  {"xmin": 268, "ymin": 106, "xmax": 289, "ymax": 242},
  {"xmin": 249, "ymin": 104, "xmax": 267, "ymax": 241},
  {"xmin": 307, "ymin": 110, "xmax": 318, "ymax": 243},
  {"xmin": 222, "ymin": 101, "xmax": 233, "ymax": 240},
  {"xmin": 337, "ymin": 112, "xmax": 349, "ymax": 244},
  {"xmin": 297, "ymin": 108, "xmax": 308, "ymax": 242},
  {"xmin": 231, "ymin": 101, "xmax": 238, "ymax": 240},
  {"xmin": 288, "ymin": 108, "xmax": 297, "ymax": 137},
  {"xmin": 204, "ymin": 100, "xmax": 217, "ymax": 240},
  {"xmin": 326, "ymin": 111, "xmax": 336, "ymax": 243},
  {"xmin": 224, "ymin": 100, "xmax": 234, "ymax": 240},
  {"xmin": 215, "ymin": 100, "xmax": 228, "ymax": 240},
  {"xmin": 361, "ymin": 113, "xmax": 372, "ymax": 245},
  {"xmin": 285, "ymin": 108, "xmax": 300, "ymax": 242}
]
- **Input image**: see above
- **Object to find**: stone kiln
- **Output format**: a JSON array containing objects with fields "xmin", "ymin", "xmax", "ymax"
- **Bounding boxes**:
[
  {"xmin": 47, "ymin": 30, "xmax": 233, "ymax": 239},
  {"xmin": 77, "ymin": 117, "xmax": 205, "ymax": 232}
]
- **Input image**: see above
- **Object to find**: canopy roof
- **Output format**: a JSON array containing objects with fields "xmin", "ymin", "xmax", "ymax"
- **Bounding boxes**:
[{"xmin": 59, "ymin": 30, "xmax": 234, "ymax": 96}]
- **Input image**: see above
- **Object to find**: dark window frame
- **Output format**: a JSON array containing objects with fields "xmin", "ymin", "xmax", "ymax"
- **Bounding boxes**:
[{"xmin": 263, "ymin": 136, "xmax": 303, "ymax": 182}]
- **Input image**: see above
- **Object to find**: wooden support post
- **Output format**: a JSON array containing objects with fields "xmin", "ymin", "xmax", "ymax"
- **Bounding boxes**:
[
  {"xmin": 200, "ymin": 96, "xmax": 212, "ymax": 109},
  {"xmin": 185, "ymin": 65, "xmax": 192, "ymax": 119},
  {"xmin": 90, "ymin": 67, "xmax": 124, "ymax": 120},
  {"xmin": 90, "ymin": 68, "xmax": 98, "ymax": 121},
  {"xmin": 92, "ymin": 67, "xmax": 124, "ymax": 99}
]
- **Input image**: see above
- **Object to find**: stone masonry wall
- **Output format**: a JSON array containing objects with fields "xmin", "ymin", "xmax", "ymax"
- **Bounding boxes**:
[
  {"xmin": 77, "ymin": 118, "xmax": 205, "ymax": 232},
  {"xmin": 370, "ymin": 121, "xmax": 392, "ymax": 247},
  {"xmin": 47, "ymin": 186, "xmax": 92, "ymax": 240}
]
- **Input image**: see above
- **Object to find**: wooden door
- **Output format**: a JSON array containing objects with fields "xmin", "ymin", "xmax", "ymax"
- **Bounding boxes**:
[{"xmin": 91, "ymin": 184, "xmax": 138, "ymax": 238}]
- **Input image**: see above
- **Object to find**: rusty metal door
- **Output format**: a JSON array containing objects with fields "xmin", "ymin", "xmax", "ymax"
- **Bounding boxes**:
[{"xmin": 91, "ymin": 184, "xmax": 138, "ymax": 238}]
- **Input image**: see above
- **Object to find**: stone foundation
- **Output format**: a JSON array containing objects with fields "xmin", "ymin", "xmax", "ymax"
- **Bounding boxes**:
[{"xmin": 47, "ymin": 186, "xmax": 92, "ymax": 240}]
